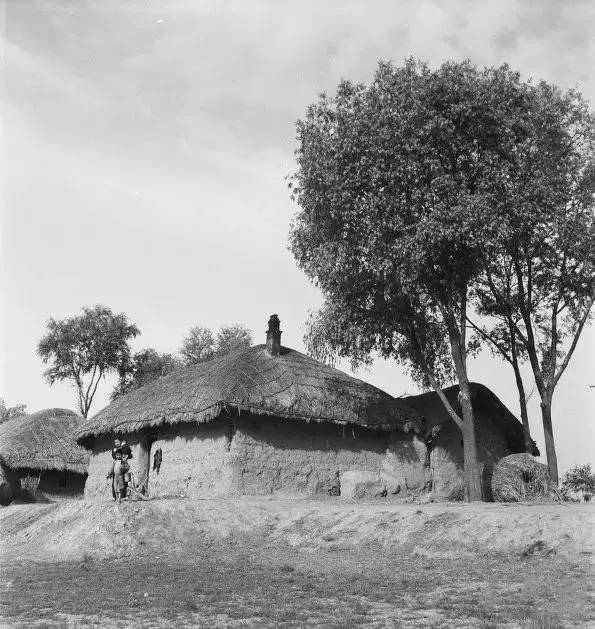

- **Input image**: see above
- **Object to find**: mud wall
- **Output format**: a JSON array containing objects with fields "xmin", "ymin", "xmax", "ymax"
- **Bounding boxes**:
[
  {"xmin": 228, "ymin": 418, "xmax": 386, "ymax": 495},
  {"xmin": 83, "ymin": 411, "xmax": 513, "ymax": 501},
  {"xmin": 229, "ymin": 418, "xmax": 429, "ymax": 497},
  {"xmin": 430, "ymin": 411, "xmax": 512, "ymax": 498},
  {"xmin": 382, "ymin": 432, "xmax": 429, "ymax": 495},
  {"xmin": 148, "ymin": 423, "xmax": 233, "ymax": 499}
]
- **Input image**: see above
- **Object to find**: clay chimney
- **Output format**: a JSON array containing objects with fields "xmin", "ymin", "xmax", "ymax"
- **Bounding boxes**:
[{"xmin": 266, "ymin": 314, "xmax": 282, "ymax": 356}]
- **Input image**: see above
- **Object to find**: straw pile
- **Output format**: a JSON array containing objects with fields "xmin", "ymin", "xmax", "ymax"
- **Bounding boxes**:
[
  {"xmin": 0, "ymin": 408, "xmax": 90, "ymax": 474},
  {"xmin": 77, "ymin": 344, "xmax": 423, "ymax": 445},
  {"xmin": 491, "ymin": 453, "xmax": 557, "ymax": 502}
]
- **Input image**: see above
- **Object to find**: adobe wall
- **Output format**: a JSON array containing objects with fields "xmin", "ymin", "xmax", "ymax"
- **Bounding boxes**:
[
  {"xmin": 430, "ymin": 411, "xmax": 512, "ymax": 498},
  {"xmin": 82, "ymin": 411, "xmax": 512, "ymax": 501},
  {"xmin": 229, "ymin": 418, "xmax": 386, "ymax": 495},
  {"xmin": 82, "ymin": 419, "xmax": 430, "ymax": 500},
  {"xmin": 230, "ymin": 417, "xmax": 428, "ymax": 497},
  {"xmin": 148, "ymin": 423, "xmax": 234, "ymax": 499}
]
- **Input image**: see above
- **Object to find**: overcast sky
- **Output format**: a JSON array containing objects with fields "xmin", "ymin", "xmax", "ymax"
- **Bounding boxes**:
[{"xmin": 1, "ymin": 0, "xmax": 593, "ymax": 474}]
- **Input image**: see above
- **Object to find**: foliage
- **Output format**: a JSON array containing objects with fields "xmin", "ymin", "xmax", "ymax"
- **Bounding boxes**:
[
  {"xmin": 180, "ymin": 326, "xmax": 215, "ymax": 364},
  {"xmin": 289, "ymin": 59, "xmax": 542, "ymax": 500},
  {"xmin": 0, "ymin": 399, "xmax": 27, "ymax": 424},
  {"xmin": 111, "ymin": 349, "xmax": 182, "ymax": 400},
  {"xmin": 37, "ymin": 305, "xmax": 139, "ymax": 418},
  {"xmin": 180, "ymin": 324, "xmax": 253, "ymax": 365},
  {"xmin": 214, "ymin": 324, "xmax": 253, "ymax": 356},
  {"xmin": 562, "ymin": 464, "xmax": 595, "ymax": 495},
  {"xmin": 469, "ymin": 77, "xmax": 595, "ymax": 482}
]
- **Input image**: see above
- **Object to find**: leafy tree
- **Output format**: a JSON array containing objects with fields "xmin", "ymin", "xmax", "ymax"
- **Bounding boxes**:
[
  {"xmin": 0, "ymin": 399, "xmax": 27, "ymax": 424},
  {"xmin": 180, "ymin": 326, "xmax": 215, "ymax": 365},
  {"xmin": 180, "ymin": 324, "xmax": 253, "ymax": 365},
  {"xmin": 469, "ymin": 81, "xmax": 594, "ymax": 482},
  {"xmin": 38, "ymin": 305, "xmax": 139, "ymax": 418},
  {"xmin": 214, "ymin": 324, "xmax": 253, "ymax": 356},
  {"xmin": 562, "ymin": 464, "xmax": 595, "ymax": 496},
  {"xmin": 290, "ymin": 59, "xmax": 541, "ymax": 501},
  {"xmin": 111, "ymin": 349, "xmax": 182, "ymax": 400}
]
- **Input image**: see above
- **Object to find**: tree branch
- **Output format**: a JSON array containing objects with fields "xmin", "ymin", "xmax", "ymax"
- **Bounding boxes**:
[{"xmin": 553, "ymin": 294, "xmax": 594, "ymax": 389}]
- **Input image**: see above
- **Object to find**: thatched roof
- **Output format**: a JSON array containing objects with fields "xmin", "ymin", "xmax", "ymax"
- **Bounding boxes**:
[
  {"xmin": 401, "ymin": 383, "xmax": 540, "ymax": 455},
  {"xmin": 0, "ymin": 408, "xmax": 90, "ymax": 474},
  {"xmin": 76, "ymin": 344, "xmax": 423, "ymax": 444}
]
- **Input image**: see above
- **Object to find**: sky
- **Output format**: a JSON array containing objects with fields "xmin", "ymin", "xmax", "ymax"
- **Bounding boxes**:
[{"xmin": 1, "ymin": 0, "xmax": 593, "ymax": 475}]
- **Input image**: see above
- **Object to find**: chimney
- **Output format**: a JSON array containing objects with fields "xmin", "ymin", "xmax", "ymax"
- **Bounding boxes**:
[{"xmin": 266, "ymin": 314, "xmax": 282, "ymax": 356}]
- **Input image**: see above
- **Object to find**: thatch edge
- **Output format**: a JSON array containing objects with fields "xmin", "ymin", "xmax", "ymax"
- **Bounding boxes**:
[
  {"xmin": 0, "ymin": 454, "xmax": 88, "ymax": 475},
  {"xmin": 76, "ymin": 400, "xmax": 423, "ymax": 447}
]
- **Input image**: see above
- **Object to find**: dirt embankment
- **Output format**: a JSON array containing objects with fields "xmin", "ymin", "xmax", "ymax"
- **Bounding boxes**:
[{"xmin": 0, "ymin": 497, "xmax": 593, "ymax": 563}]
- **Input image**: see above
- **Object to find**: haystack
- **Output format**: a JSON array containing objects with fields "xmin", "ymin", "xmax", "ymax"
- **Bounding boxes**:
[
  {"xmin": 492, "ymin": 453, "xmax": 557, "ymax": 502},
  {"xmin": 0, "ymin": 408, "xmax": 89, "ymax": 505},
  {"xmin": 77, "ymin": 315, "xmax": 533, "ymax": 502}
]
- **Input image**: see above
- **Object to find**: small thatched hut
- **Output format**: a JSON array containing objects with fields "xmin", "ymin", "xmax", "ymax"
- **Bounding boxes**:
[
  {"xmin": 0, "ymin": 408, "xmax": 89, "ymax": 505},
  {"xmin": 77, "ymin": 315, "xmax": 533, "ymax": 501},
  {"xmin": 401, "ymin": 385, "xmax": 540, "ymax": 500}
]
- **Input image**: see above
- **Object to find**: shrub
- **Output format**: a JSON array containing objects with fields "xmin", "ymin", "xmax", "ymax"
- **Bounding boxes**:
[{"xmin": 561, "ymin": 464, "xmax": 595, "ymax": 500}]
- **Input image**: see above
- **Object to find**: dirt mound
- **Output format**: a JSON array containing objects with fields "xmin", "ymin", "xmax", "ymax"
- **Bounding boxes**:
[
  {"xmin": 492, "ymin": 453, "xmax": 558, "ymax": 502},
  {"xmin": 0, "ymin": 497, "xmax": 593, "ymax": 564}
]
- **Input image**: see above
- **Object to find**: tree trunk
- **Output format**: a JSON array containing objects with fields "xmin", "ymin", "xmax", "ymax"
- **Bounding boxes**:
[
  {"xmin": 444, "ymin": 306, "xmax": 484, "ymax": 502},
  {"xmin": 540, "ymin": 398, "xmax": 558, "ymax": 485},
  {"xmin": 459, "ymin": 380, "xmax": 484, "ymax": 501},
  {"xmin": 511, "ymin": 362, "xmax": 533, "ymax": 452}
]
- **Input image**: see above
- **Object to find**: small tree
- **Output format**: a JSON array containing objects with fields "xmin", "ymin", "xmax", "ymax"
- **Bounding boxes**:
[
  {"xmin": 180, "ymin": 326, "xmax": 215, "ymax": 365},
  {"xmin": 180, "ymin": 324, "xmax": 253, "ymax": 365},
  {"xmin": 111, "ymin": 349, "xmax": 182, "ymax": 400},
  {"xmin": 0, "ymin": 399, "xmax": 27, "ymax": 424},
  {"xmin": 214, "ymin": 324, "xmax": 253, "ymax": 356},
  {"xmin": 38, "ymin": 305, "xmax": 139, "ymax": 418}
]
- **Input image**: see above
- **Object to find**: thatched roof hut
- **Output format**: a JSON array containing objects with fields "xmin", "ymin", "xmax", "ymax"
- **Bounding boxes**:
[
  {"xmin": 77, "ymin": 316, "xmax": 533, "ymax": 502},
  {"xmin": 401, "ymin": 384, "xmax": 538, "ymax": 499},
  {"xmin": 77, "ymin": 338, "xmax": 422, "ymax": 446},
  {"xmin": 401, "ymin": 383, "xmax": 539, "ymax": 456},
  {"xmin": 0, "ymin": 408, "xmax": 89, "ymax": 474},
  {"xmin": 0, "ymin": 408, "xmax": 90, "ymax": 505}
]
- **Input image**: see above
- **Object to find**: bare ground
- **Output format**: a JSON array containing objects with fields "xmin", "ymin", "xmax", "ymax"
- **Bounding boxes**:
[{"xmin": 0, "ymin": 497, "xmax": 593, "ymax": 628}]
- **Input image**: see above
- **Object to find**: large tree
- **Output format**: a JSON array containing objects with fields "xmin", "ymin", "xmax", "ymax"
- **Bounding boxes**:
[
  {"xmin": 38, "ymin": 305, "xmax": 139, "ymax": 418},
  {"xmin": 470, "ymin": 81, "xmax": 594, "ymax": 482},
  {"xmin": 290, "ymin": 59, "xmax": 541, "ymax": 501}
]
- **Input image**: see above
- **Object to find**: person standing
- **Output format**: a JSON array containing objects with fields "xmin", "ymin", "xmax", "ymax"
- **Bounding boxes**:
[{"xmin": 111, "ymin": 452, "xmax": 129, "ymax": 503}]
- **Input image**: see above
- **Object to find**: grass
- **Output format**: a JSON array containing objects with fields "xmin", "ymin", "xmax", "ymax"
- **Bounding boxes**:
[{"xmin": 0, "ymin": 538, "xmax": 593, "ymax": 628}]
